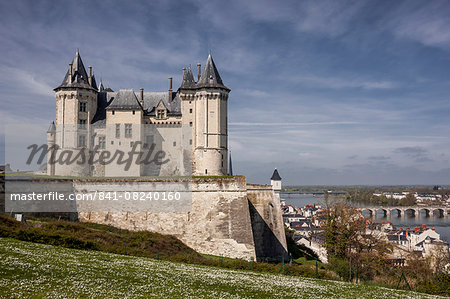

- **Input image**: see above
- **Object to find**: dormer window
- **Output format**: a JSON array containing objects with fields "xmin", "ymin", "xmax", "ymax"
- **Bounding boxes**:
[{"xmin": 156, "ymin": 109, "xmax": 166, "ymax": 119}]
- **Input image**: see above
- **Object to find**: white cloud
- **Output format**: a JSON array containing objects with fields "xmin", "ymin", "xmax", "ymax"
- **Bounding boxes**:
[
  {"xmin": 235, "ymin": 89, "xmax": 271, "ymax": 98},
  {"xmin": 229, "ymin": 121, "xmax": 359, "ymax": 126},
  {"xmin": 1, "ymin": 67, "xmax": 53, "ymax": 97},
  {"xmin": 295, "ymin": 1, "xmax": 366, "ymax": 37},
  {"xmin": 385, "ymin": 1, "xmax": 450, "ymax": 50},
  {"xmin": 291, "ymin": 75, "xmax": 396, "ymax": 90}
]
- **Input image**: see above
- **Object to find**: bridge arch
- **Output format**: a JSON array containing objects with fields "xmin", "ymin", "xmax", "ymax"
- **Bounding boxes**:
[
  {"xmin": 404, "ymin": 208, "xmax": 416, "ymax": 218},
  {"xmin": 389, "ymin": 208, "xmax": 402, "ymax": 218},
  {"xmin": 418, "ymin": 207, "xmax": 431, "ymax": 217},
  {"xmin": 361, "ymin": 208, "xmax": 375, "ymax": 217},
  {"xmin": 378, "ymin": 208, "xmax": 390, "ymax": 218},
  {"xmin": 431, "ymin": 208, "xmax": 445, "ymax": 217}
]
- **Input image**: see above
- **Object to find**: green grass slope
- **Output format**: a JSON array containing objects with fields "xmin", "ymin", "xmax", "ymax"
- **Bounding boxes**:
[
  {"xmin": 0, "ymin": 215, "xmax": 333, "ymax": 279},
  {"xmin": 0, "ymin": 213, "xmax": 200, "ymax": 260},
  {"xmin": 0, "ymin": 238, "xmax": 442, "ymax": 298}
]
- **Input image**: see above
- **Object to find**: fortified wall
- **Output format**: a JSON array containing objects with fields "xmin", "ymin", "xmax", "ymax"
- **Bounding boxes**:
[{"xmin": 74, "ymin": 176, "xmax": 288, "ymax": 261}]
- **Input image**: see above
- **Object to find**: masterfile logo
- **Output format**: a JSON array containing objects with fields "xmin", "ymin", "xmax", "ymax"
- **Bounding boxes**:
[{"xmin": 3, "ymin": 122, "xmax": 193, "ymax": 213}]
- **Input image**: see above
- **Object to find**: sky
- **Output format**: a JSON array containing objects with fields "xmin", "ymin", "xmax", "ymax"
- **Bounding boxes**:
[{"xmin": 0, "ymin": 0, "xmax": 449, "ymax": 185}]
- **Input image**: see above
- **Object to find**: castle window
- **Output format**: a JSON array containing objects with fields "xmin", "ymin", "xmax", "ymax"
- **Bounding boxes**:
[
  {"xmin": 156, "ymin": 109, "xmax": 165, "ymax": 119},
  {"xmin": 112, "ymin": 110, "xmax": 115, "ymax": 115},
  {"xmin": 205, "ymin": 169, "xmax": 207, "ymax": 174},
  {"xmin": 189, "ymin": 122, "xmax": 192, "ymax": 127},
  {"xmin": 115, "ymin": 124, "xmax": 120, "ymax": 138},
  {"xmin": 125, "ymin": 124, "xmax": 132, "ymax": 137},
  {"xmin": 189, "ymin": 108, "xmax": 192, "ymax": 113},
  {"xmin": 189, "ymin": 139, "xmax": 192, "ymax": 145},
  {"xmin": 132, "ymin": 110, "xmax": 135, "ymax": 115},
  {"xmin": 79, "ymin": 102, "xmax": 87, "ymax": 112},
  {"xmin": 78, "ymin": 119, "xmax": 87, "ymax": 129},
  {"xmin": 130, "ymin": 141, "xmax": 134, "ymax": 147},
  {"xmin": 144, "ymin": 135, "xmax": 154, "ymax": 148},
  {"xmin": 111, "ymin": 141, "xmax": 114, "ymax": 145},
  {"xmin": 98, "ymin": 136, "xmax": 106, "ymax": 149},
  {"xmin": 78, "ymin": 135, "xmax": 86, "ymax": 148},
  {"xmin": 173, "ymin": 141, "xmax": 176, "ymax": 147}
]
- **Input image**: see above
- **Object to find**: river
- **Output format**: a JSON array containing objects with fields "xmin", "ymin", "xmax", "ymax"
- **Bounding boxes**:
[{"xmin": 281, "ymin": 193, "xmax": 450, "ymax": 243}]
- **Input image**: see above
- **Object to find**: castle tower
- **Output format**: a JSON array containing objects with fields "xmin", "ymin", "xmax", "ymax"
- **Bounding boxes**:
[
  {"xmin": 179, "ymin": 53, "xmax": 230, "ymax": 175},
  {"xmin": 270, "ymin": 169, "xmax": 282, "ymax": 193},
  {"xmin": 51, "ymin": 50, "xmax": 98, "ymax": 176}
]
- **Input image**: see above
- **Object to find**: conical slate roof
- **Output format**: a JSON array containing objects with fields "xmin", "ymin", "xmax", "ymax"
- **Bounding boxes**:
[
  {"xmin": 271, "ymin": 169, "xmax": 281, "ymax": 180},
  {"xmin": 91, "ymin": 73, "xmax": 98, "ymax": 90},
  {"xmin": 180, "ymin": 66, "xmax": 196, "ymax": 89},
  {"xmin": 54, "ymin": 50, "xmax": 96, "ymax": 91},
  {"xmin": 197, "ymin": 53, "xmax": 229, "ymax": 90},
  {"xmin": 98, "ymin": 80, "xmax": 105, "ymax": 92},
  {"xmin": 47, "ymin": 121, "xmax": 56, "ymax": 133}
]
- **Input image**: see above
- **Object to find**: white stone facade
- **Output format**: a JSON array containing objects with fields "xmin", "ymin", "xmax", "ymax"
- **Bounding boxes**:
[{"xmin": 47, "ymin": 51, "xmax": 229, "ymax": 177}]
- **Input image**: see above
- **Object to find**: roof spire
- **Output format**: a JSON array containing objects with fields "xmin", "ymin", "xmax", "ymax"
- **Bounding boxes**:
[
  {"xmin": 91, "ymin": 71, "xmax": 98, "ymax": 90},
  {"xmin": 55, "ymin": 48, "xmax": 97, "ymax": 91},
  {"xmin": 98, "ymin": 79, "xmax": 104, "ymax": 92},
  {"xmin": 271, "ymin": 168, "xmax": 281, "ymax": 181},
  {"xmin": 55, "ymin": 50, "xmax": 94, "ymax": 91},
  {"xmin": 47, "ymin": 121, "xmax": 56, "ymax": 133},
  {"xmin": 197, "ymin": 52, "xmax": 229, "ymax": 90}
]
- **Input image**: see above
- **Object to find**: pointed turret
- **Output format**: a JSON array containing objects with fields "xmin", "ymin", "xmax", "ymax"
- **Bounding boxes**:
[
  {"xmin": 54, "ymin": 50, "xmax": 96, "ymax": 91},
  {"xmin": 180, "ymin": 66, "xmax": 196, "ymax": 89},
  {"xmin": 271, "ymin": 169, "xmax": 281, "ymax": 181},
  {"xmin": 91, "ymin": 73, "xmax": 98, "ymax": 90},
  {"xmin": 185, "ymin": 52, "xmax": 230, "ymax": 175},
  {"xmin": 197, "ymin": 53, "xmax": 229, "ymax": 90},
  {"xmin": 47, "ymin": 121, "xmax": 56, "ymax": 133},
  {"xmin": 98, "ymin": 80, "xmax": 105, "ymax": 92},
  {"xmin": 270, "ymin": 168, "xmax": 282, "ymax": 192}
]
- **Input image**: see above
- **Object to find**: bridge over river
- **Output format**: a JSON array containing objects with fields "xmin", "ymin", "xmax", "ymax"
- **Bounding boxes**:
[{"xmin": 360, "ymin": 206, "xmax": 449, "ymax": 219}]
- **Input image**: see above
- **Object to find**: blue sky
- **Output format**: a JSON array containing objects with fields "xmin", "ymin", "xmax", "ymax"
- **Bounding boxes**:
[{"xmin": 1, "ymin": 0, "xmax": 449, "ymax": 185}]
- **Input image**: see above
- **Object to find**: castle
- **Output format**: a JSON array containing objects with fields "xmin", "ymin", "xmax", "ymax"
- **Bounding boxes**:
[
  {"xmin": 40, "ymin": 50, "xmax": 288, "ymax": 261},
  {"xmin": 48, "ymin": 50, "xmax": 229, "ymax": 177}
]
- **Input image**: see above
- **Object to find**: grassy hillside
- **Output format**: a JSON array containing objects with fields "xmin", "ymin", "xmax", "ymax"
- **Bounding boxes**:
[
  {"xmin": 0, "ymin": 215, "xmax": 333, "ymax": 279},
  {"xmin": 0, "ymin": 213, "xmax": 200, "ymax": 260},
  {"xmin": 0, "ymin": 238, "xmax": 441, "ymax": 298}
]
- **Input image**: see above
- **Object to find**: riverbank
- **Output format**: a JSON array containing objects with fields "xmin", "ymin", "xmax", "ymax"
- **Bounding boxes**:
[{"xmin": 282, "ymin": 193, "xmax": 450, "ymax": 242}]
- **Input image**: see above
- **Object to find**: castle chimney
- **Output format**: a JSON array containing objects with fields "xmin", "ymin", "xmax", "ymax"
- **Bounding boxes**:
[
  {"xmin": 197, "ymin": 63, "xmax": 201, "ymax": 81},
  {"xmin": 168, "ymin": 77, "xmax": 173, "ymax": 103},
  {"xmin": 140, "ymin": 88, "xmax": 144, "ymax": 107},
  {"xmin": 88, "ymin": 66, "xmax": 92, "ymax": 86},
  {"xmin": 69, "ymin": 63, "xmax": 73, "ymax": 83}
]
